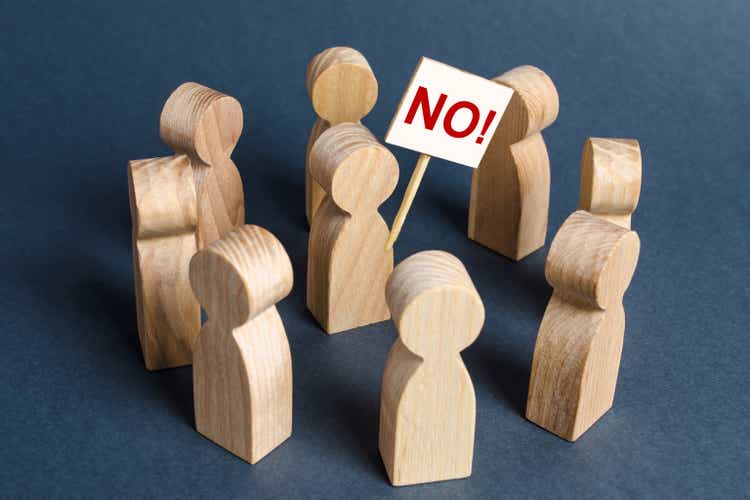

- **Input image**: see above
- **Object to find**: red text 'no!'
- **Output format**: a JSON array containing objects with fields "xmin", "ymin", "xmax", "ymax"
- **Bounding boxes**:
[{"xmin": 386, "ymin": 57, "xmax": 514, "ymax": 168}]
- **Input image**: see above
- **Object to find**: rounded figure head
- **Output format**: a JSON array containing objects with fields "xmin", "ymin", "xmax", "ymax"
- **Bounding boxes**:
[
  {"xmin": 128, "ymin": 156, "xmax": 197, "ymax": 239},
  {"xmin": 580, "ymin": 137, "xmax": 642, "ymax": 216},
  {"xmin": 386, "ymin": 251, "xmax": 485, "ymax": 358},
  {"xmin": 494, "ymin": 65, "xmax": 559, "ymax": 140},
  {"xmin": 190, "ymin": 225, "xmax": 293, "ymax": 328},
  {"xmin": 160, "ymin": 82, "xmax": 243, "ymax": 164},
  {"xmin": 306, "ymin": 47, "xmax": 378, "ymax": 124},
  {"xmin": 545, "ymin": 211, "xmax": 640, "ymax": 309},
  {"xmin": 309, "ymin": 123, "xmax": 398, "ymax": 214}
]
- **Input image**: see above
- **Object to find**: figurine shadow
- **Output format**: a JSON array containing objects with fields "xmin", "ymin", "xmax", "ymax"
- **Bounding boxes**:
[
  {"xmin": 61, "ymin": 266, "xmax": 144, "ymax": 363},
  {"xmin": 328, "ymin": 379, "xmax": 390, "ymax": 482},
  {"xmin": 58, "ymin": 167, "xmax": 197, "ymax": 429},
  {"xmin": 464, "ymin": 335, "xmax": 531, "ymax": 417},
  {"xmin": 292, "ymin": 332, "xmax": 391, "ymax": 482},
  {"xmin": 77, "ymin": 265, "xmax": 196, "ymax": 427},
  {"xmin": 93, "ymin": 171, "xmax": 197, "ymax": 427},
  {"xmin": 469, "ymin": 242, "xmax": 551, "ymax": 319},
  {"xmin": 424, "ymin": 187, "xmax": 468, "ymax": 236},
  {"xmin": 239, "ymin": 152, "xmax": 308, "ymax": 233},
  {"xmin": 153, "ymin": 365, "xmax": 195, "ymax": 427},
  {"xmin": 464, "ymin": 251, "xmax": 549, "ymax": 417}
]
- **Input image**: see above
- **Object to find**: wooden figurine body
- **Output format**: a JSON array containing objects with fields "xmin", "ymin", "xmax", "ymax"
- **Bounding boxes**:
[
  {"xmin": 307, "ymin": 123, "xmax": 398, "ymax": 334},
  {"xmin": 128, "ymin": 156, "xmax": 200, "ymax": 370},
  {"xmin": 579, "ymin": 137, "xmax": 642, "ymax": 229},
  {"xmin": 160, "ymin": 82, "xmax": 245, "ymax": 248},
  {"xmin": 128, "ymin": 82, "xmax": 246, "ymax": 370},
  {"xmin": 379, "ymin": 251, "xmax": 485, "ymax": 486},
  {"xmin": 305, "ymin": 47, "xmax": 378, "ymax": 225},
  {"xmin": 526, "ymin": 211, "xmax": 640, "ymax": 441},
  {"xmin": 189, "ymin": 225, "xmax": 293, "ymax": 464},
  {"xmin": 468, "ymin": 65, "xmax": 559, "ymax": 260}
]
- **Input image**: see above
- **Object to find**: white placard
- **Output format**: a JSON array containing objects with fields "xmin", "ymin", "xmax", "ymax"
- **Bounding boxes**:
[{"xmin": 385, "ymin": 57, "xmax": 514, "ymax": 168}]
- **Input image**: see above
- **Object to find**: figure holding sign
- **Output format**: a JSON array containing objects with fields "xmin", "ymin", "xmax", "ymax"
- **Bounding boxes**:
[
  {"xmin": 468, "ymin": 65, "xmax": 559, "ymax": 260},
  {"xmin": 384, "ymin": 57, "xmax": 514, "ymax": 249}
]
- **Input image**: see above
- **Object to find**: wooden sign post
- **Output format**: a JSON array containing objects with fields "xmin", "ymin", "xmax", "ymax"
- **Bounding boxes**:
[{"xmin": 384, "ymin": 57, "xmax": 514, "ymax": 249}]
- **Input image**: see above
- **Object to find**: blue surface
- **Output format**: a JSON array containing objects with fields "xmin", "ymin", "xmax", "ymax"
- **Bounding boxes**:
[{"xmin": 1, "ymin": 1, "xmax": 749, "ymax": 498}]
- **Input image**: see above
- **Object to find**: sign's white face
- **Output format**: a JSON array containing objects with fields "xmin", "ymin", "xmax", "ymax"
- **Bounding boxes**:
[{"xmin": 385, "ymin": 57, "xmax": 514, "ymax": 168}]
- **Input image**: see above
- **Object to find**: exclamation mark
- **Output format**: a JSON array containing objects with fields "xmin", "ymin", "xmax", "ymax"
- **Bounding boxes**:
[{"xmin": 475, "ymin": 110, "xmax": 497, "ymax": 144}]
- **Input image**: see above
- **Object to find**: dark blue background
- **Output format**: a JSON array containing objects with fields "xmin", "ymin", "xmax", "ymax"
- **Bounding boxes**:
[{"xmin": 1, "ymin": 0, "xmax": 748, "ymax": 498}]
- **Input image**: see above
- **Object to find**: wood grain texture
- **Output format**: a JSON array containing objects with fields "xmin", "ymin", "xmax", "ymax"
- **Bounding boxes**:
[
  {"xmin": 307, "ymin": 123, "xmax": 398, "ymax": 334},
  {"xmin": 190, "ymin": 225, "xmax": 293, "ymax": 464},
  {"xmin": 127, "ymin": 82, "xmax": 246, "ymax": 370},
  {"xmin": 468, "ymin": 65, "xmax": 559, "ymax": 260},
  {"xmin": 128, "ymin": 156, "xmax": 200, "ymax": 370},
  {"xmin": 305, "ymin": 118, "xmax": 330, "ymax": 224},
  {"xmin": 379, "ymin": 250, "xmax": 485, "ymax": 486},
  {"xmin": 526, "ymin": 211, "xmax": 640, "ymax": 441},
  {"xmin": 305, "ymin": 47, "xmax": 378, "ymax": 225},
  {"xmin": 579, "ymin": 137, "xmax": 642, "ymax": 229},
  {"xmin": 161, "ymin": 82, "xmax": 245, "ymax": 248}
]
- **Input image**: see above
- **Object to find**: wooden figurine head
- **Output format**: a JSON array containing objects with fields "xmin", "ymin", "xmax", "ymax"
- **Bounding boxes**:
[
  {"xmin": 494, "ymin": 65, "xmax": 559, "ymax": 142},
  {"xmin": 189, "ymin": 225, "xmax": 293, "ymax": 328},
  {"xmin": 386, "ymin": 251, "xmax": 485, "ymax": 357},
  {"xmin": 160, "ymin": 82, "xmax": 244, "ymax": 165},
  {"xmin": 579, "ymin": 138, "xmax": 642, "ymax": 229},
  {"xmin": 545, "ymin": 210, "xmax": 640, "ymax": 310},
  {"xmin": 308, "ymin": 123, "xmax": 399, "ymax": 214},
  {"xmin": 128, "ymin": 156, "xmax": 198, "ymax": 240},
  {"xmin": 306, "ymin": 47, "xmax": 378, "ymax": 124}
]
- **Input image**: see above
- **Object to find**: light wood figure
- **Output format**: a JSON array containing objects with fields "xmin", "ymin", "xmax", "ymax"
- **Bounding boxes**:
[
  {"xmin": 468, "ymin": 65, "xmax": 559, "ymax": 260},
  {"xmin": 128, "ymin": 82, "xmax": 246, "ymax": 370},
  {"xmin": 379, "ymin": 251, "xmax": 485, "ymax": 486},
  {"xmin": 128, "ymin": 156, "xmax": 200, "ymax": 370},
  {"xmin": 190, "ymin": 225, "xmax": 293, "ymax": 464},
  {"xmin": 579, "ymin": 137, "xmax": 642, "ymax": 229},
  {"xmin": 307, "ymin": 123, "xmax": 398, "ymax": 334},
  {"xmin": 161, "ymin": 82, "xmax": 245, "ymax": 248},
  {"xmin": 305, "ymin": 47, "xmax": 378, "ymax": 225},
  {"xmin": 526, "ymin": 210, "xmax": 640, "ymax": 441}
]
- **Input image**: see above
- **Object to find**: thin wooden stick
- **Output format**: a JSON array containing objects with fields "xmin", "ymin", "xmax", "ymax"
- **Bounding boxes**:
[{"xmin": 385, "ymin": 153, "xmax": 431, "ymax": 250}]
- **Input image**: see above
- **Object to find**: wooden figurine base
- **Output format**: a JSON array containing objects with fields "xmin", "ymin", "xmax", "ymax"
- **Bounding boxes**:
[
  {"xmin": 379, "ymin": 250, "xmax": 484, "ymax": 486},
  {"xmin": 468, "ymin": 65, "xmax": 559, "ymax": 261},
  {"xmin": 526, "ymin": 211, "xmax": 640, "ymax": 441},
  {"xmin": 306, "ymin": 123, "xmax": 398, "ymax": 334},
  {"xmin": 190, "ymin": 225, "xmax": 294, "ymax": 464}
]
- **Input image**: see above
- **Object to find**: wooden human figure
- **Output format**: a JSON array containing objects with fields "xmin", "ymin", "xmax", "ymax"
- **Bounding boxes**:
[
  {"xmin": 307, "ymin": 123, "xmax": 398, "ymax": 334},
  {"xmin": 468, "ymin": 65, "xmax": 559, "ymax": 260},
  {"xmin": 526, "ymin": 210, "xmax": 640, "ymax": 441},
  {"xmin": 128, "ymin": 156, "xmax": 200, "ymax": 370},
  {"xmin": 305, "ymin": 46, "xmax": 378, "ymax": 225},
  {"xmin": 579, "ymin": 137, "xmax": 642, "ymax": 229},
  {"xmin": 379, "ymin": 251, "xmax": 485, "ymax": 486},
  {"xmin": 160, "ymin": 82, "xmax": 245, "ymax": 248},
  {"xmin": 128, "ymin": 82, "xmax": 245, "ymax": 370},
  {"xmin": 189, "ymin": 225, "xmax": 293, "ymax": 464}
]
